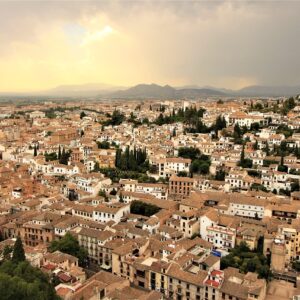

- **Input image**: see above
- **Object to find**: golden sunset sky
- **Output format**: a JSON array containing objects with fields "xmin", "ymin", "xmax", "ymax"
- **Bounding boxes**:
[{"xmin": 0, "ymin": 1, "xmax": 299, "ymax": 92}]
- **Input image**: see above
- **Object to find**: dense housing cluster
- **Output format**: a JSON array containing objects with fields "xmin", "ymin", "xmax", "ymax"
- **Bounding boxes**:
[{"xmin": 0, "ymin": 96, "xmax": 300, "ymax": 299}]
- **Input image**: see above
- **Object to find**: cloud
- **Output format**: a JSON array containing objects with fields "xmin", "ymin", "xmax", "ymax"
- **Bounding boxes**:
[
  {"xmin": 0, "ymin": 1, "xmax": 299, "ymax": 92},
  {"xmin": 81, "ymin": 25, "xmax": 116, "ymax": 46}
]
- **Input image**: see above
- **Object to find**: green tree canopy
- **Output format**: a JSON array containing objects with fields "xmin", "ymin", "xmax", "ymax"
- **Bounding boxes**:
[
  {"xmin": 221, "ymin": 242, "xmax": 272, "ymax": 281},
  {"xmin": 49, "ymin": 233, "xmax": 87, "ymax": 267},
  {"xmin": 80, "ymin": 111, "xmax": 87, "ymax": 119},
  {"xmin": 12, "ymin": 237, "xmax": 25, "ymax": 263},
  {"xmin": 178, "ymin": 147, "xmax": 201, "ymax": 160},
  {"xmin": 130, "ymin": 200, "xmax": 160, "ymax": 217},
  {"xmin": 0, "ymin": 260, "xmax": 60, "ymax": 300}
]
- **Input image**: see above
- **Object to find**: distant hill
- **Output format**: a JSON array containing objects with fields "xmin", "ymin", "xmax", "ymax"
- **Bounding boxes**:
[
  {"xmin": 41, "ymin": 83, "xmax": 124, "ymax": 97},
  {"xmin": 235, "ymin": 85, "xmax": 300, "ymax": 97},
  {"xmin": 108, "ymin": 84, "xmax": 175, "ymax": 99},
  {"xmin": 107, "ymin": 83, "xmax": 226, "ymax": 99},
  {"xmin": 182, "ymin": 85, "xmax": 300, "ymax": 97},
  {"xmin": 1, "ymin": 83, "xmax": 300, "ymax": 98},
  {"xmin": 176, "ymin": 88, "xmax": 226, "ymax": 98}
]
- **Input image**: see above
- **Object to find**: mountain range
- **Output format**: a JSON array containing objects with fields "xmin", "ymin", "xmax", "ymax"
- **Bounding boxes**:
[
  {"xmin": 1, "ymin": 83, "xmax": 300, "ymax": 98},
  {"xmin": 106, "ymin": 84, "xmax": 226, "ymax": 99},
  {"xmin": 100, "ymin": 83, "xmax": 300, "ymax": 98}
]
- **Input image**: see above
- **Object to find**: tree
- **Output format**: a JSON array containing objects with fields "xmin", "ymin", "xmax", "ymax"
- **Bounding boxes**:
[
  {"xmin": 220, "ymin": 242, "xmax": 272, "ymax": 281},
  {"xmin": 280, "ymin": 141, "xmax": 287, "ymax": 154},
  {"xmin": 33, "ymin": 145, "xmax": 37, "ymax": 157},
  {"xmin": 234, "ymin": 123, "xmax": 242, "ymax": 139},
  {"xmin": 292, "ymin": 261, "xmax": 300, "ymax": 272},
  {"xmin": 110, "ymin": 188, "xmax": 117, "ymax": 195},
  {"xmin": 103, "ymin": 110, "xmax": 125, "ymax": 126},
  {"xmin": 294, "ymin": 145, "xmax": 300, "ymax": 159},
  {"xmin": 254, "ymin": 102, "xmax": 263, "ymax": 110},
  {"xmin": 172, "ymin": 128, "xmax": 176, "ymax": 137},
  {"xmin": 276, "ymin": 124, "xmax": 293, "ymax": 138},
  {"xmin": 115, "ymin": 147, "xmax": 148, "ymax": 173},
  {"xmin": 58, "ymin": 145, "xmax": 61, "ymax": 160},
  {"xmin": 80, "ymin": 111, "xmax": 86, "ymax": 119},
  {"xmin": 119, "ymin": 193, "xmax": 124, "ymax": 203},
  {"xmin": 12, "ymin": 237, "xmax": 25, "ymax": 263},
  {"xmin": 59, "ymin": 148, "xmax": 71, "ymax": 165},
  {"xmin": 49, "ymin": 232, "xmax": 87, "ymax": 267},
  {"xmin": 2, "ymin": 245, "xmax": 13, "ymax": 260},
  {"xmin": 155, "ymin": 113, "xmax": 165, "ymax": 126},
  {"xmin": 45, "ymin": 152, "xmax": 58, "ymax": 162},
  {"xmin": 281, "ymin": 97, "xmax": 296, "ymax": 115},
  {"xmin": 98, "ymin": 190, "xmax": 108, "ymax": 200},
  {"xmin": 264, "ymin": 142, "xmax": 270, "ymax": 156},
  {"xmin": 177, "ymin": 171, "xmax": 188, "ymax": 177},
  {"xmin": 178, "ymin": 147, "xmax": 200, "ymax": 160},
  {"xmin": 291, "ymin": 180, "xmax": 300, "ymax": 192},
  {"xmin": 250, "ymin": 122, "xmax": 260, "ymax": 131},
  {"xmin": 190, "ymin": 160, "xmax": 210, "ymax": 175},
  {"xmin": 278, "ymin": 153, "xmax": 288, "ymax": 172},
  {"xmin": 214, "ymin": 115, "xmax": 226, "ymax": 131},
  {"xmin": 240, "ymin": 144, "xmax": 245, "ymax": 164},
  {"xmin": 130, "ymin": 200, "xmax": 160, "ymax": 217},
  {"xmin": 97, "ymin": 141, "xmax": 110, "ymax": 149},
  {"xmin": 215, "ymin": 170, "xmax": 226, "ymax": 181},
  {"xmin": 93, "ymin": 162, "xmax": 100, "ymax": 172},
  {"xmin": 239, "ymin": 145, "xmax": 253, "ymax": 168},
  {"xmin": 0, "ymin": 260, "xmax": 60, "ymax": 300},
  {"xmin": 251, "ymin": 183, "xmax": 267, "ymax": 192},
  {"xmin": 253, "ymin": 140, "xmax": 258, "ymax": 150},
  {"xmin": 142, "ymin": 117, "xmax": 149, "ymax": 125}
]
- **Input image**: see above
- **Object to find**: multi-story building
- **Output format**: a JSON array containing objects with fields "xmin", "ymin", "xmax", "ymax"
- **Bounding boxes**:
[
  {"xmin": 155, "ymin": 157, "xmax": 191, "ymax": 178},
  {"xmin": 92, "ymin": 203, "xmax": 130, "ymax": 223},
  {"xmin": 77, "ymin": 227, "xmax": 114, "ymax": 266},
  {"xmin": 169, "ymin": 175, "xmax": 195, "ymax": 197}
]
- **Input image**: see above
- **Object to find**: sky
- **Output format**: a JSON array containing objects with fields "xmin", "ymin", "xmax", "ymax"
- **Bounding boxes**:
[{"xmin": 0, "ymin": 0, "xmax": 300, "ymax": 92}]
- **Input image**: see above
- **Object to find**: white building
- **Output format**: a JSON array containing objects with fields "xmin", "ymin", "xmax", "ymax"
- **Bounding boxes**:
[{"xmin": 92, "ymin": 203, "xmax": 130, "ymax": 223}]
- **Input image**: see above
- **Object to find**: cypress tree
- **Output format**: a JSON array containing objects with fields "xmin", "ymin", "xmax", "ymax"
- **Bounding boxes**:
[
  {"xmin": 12, "ymin": 236, "xmax": 25, "ymax": 263},
  {"xmin": 115, "ymin": 149, "xmax": 120, "ymax": 167},
  {"xmin": 133, "ymin": 147, "xmax": 137, "ymax": 162},
  {"xmin": 240, "ymin": 144, "xmax": 245, "ymax": 165},
  {"xmin": 119, "ymin": 193, "xmax": 124, "ymax": 203},
  {"xmin": 125, "ymin": 146, "xmax": 130, "ymax": 169},
  {"xmin": 60, "ymin": 147, "xmax": 66, "ymax": 163},
  {"xmin": 172, "ymin": 128, "xmax": 176, "ymax": 137},
  {"xmin": 33, "ymin": 145, "xmax": 37, "ymax": 157},
  {"xmin": 58, "ymin": 145, "xmax": 61, "ymax": 160},
  {"xmin": 234, "ymin": 123, "xmax": 242, "ymax": 138},
  {"xmin": 295, "ymin": 145, "xmax": 300, "ymax": 158},
  {"xmin": 265, "ymin": 143, "xmax": 270, "ymax": 156},
  {"xmin": 280, "ymin": 153, "xmax": 284, "ymax": 166},
  {"xmin": 3, "ymin": 245, "xmax": 12, "ymax": 260}
]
